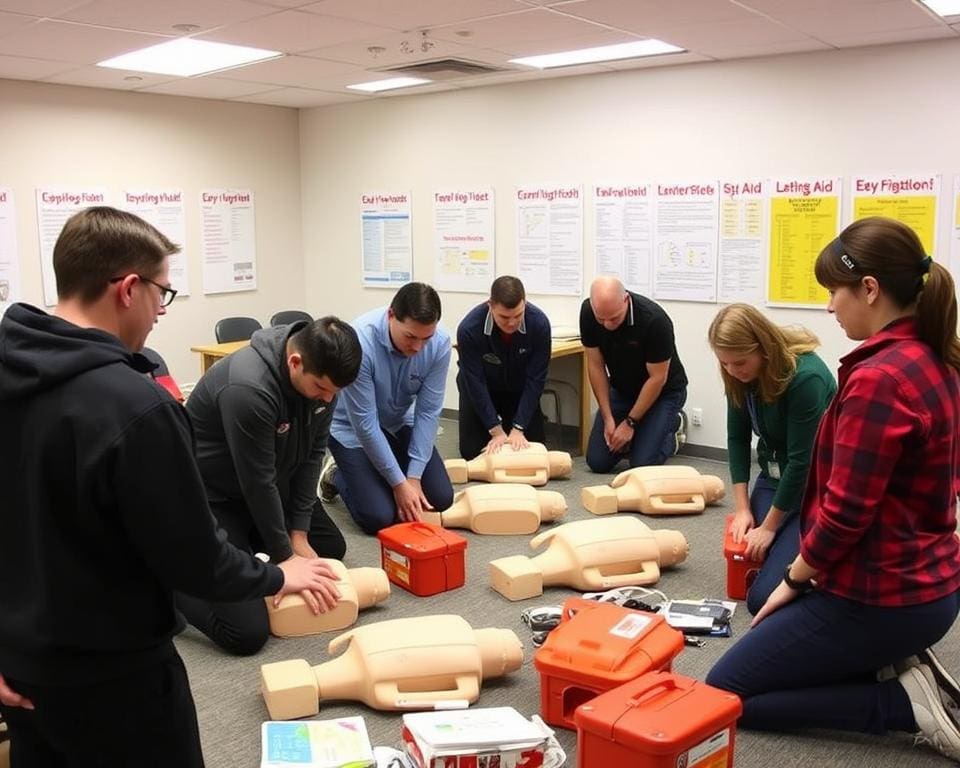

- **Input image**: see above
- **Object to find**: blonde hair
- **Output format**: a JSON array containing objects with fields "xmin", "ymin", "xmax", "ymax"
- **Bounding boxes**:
[{"xmin": 708, "ymin": 304, "xmax": 819, "ymax": 408}]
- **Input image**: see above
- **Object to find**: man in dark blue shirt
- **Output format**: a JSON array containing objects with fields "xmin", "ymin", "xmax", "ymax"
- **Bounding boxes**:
[{"xmin": 456, "ymin": 276, "xmax": 551, "ymax": 459}]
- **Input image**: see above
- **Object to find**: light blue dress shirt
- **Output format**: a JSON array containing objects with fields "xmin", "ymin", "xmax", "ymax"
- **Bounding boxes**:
[{"xmin": 331, "ymin": 306, "xmax": 451, "ymax": 487}]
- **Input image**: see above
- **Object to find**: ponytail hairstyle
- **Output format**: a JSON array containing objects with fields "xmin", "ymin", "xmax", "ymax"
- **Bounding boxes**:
[
  {"xmin": 708, "ymin": 303, "xmax": 820, "ymax": 408},
  {"xmin": 814, "ymin": 216, "xmax": 960, "ymax": 374}
]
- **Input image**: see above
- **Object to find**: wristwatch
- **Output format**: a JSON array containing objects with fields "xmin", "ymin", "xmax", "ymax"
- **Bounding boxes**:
[
  {"xmin": 783, "ymin": 564, "xmax": 813, "ymax": 593},
  {"xmin": 624, "ymin": 415, "xmax": 637, "ymax": 428}
]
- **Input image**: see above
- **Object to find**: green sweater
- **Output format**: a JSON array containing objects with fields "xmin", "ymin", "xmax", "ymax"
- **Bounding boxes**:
[{"xmin": 727, "ymin": 352, "xmax": 836, "ymax": 515}]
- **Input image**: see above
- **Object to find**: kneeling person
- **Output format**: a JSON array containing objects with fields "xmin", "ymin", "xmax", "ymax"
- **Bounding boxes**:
[
  {"xmin": 178, "ymin": 316, "xmax": 362, "ymax": 655},
  {"xmin": 456, "ymin": 275, "xmax": 551, "ymax": 460}
]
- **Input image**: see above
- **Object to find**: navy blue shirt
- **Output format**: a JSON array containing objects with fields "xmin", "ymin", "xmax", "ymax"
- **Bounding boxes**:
[
  {"xmin": 580, "ymin": 292, "xmax": 687, "ymax": 399},
  {"xmin": 456, "ymin": 302, "xmax": 551, "ymax": 431}
]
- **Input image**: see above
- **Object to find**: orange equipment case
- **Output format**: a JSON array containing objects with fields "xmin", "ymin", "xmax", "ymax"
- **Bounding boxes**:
[
  {"xmin": 575, "ymin": 671, "xmax": 742, "ymax": 768},
  {"xmin": 377, "ymin": 522, "xmax": 467, "ymax": 597},
  {"xmin": 722, "ymin": 514, "xmax": 764, "ymax": 601},
  {"xmin": 532, "ymin": 597, "xmax": 684, "ymax": 730}
]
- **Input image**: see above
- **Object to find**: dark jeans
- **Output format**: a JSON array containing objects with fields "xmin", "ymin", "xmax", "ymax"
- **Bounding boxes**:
[
  {"xmin": 745, "ymin": 476, "xmax": 802, "ymax": 616},
  {"xmin": 0, "ymin": 654, "xmax": 204, "ymax": 767},
  {"xmin": 329, "ymin": 426, "xmax": 454, "ymax": 535},
  {"xmin": 706, "ymin": 588, "xmax": 960, "ymax": 734},
  {"xmin": 175, "ymin": 497, "xmax": 344, "ymax": 656},
  {"xmin": 586, "ymin": 387, "xmax": 687, "ymax": 472},
  {"xmin": 456, "ymin": 374, "xmax": 546, "ymax": 460}
]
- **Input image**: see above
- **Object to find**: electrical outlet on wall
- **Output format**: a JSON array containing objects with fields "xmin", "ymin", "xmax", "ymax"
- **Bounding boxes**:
[{"xmin": 690, "ymin": 408, "xmax": 703, "ymax": 427}]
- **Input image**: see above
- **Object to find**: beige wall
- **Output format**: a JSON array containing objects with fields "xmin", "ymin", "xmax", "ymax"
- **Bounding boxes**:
[
  {"xmin": 299, "ymin": 39, "xmax": 960, "ymax": 449},
  {"xmin": 0, "ymin": 78, "xmax": 304, "ymax": 387}
]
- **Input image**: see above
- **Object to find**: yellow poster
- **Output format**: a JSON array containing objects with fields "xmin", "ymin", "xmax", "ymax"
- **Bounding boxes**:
[
  {"xmin": 852, "ymin": 196, "xmax": 937, "ymax": 255},
  {"xmin": 768, "ymin": 194, "xmax": 838, "ymax": 305}
]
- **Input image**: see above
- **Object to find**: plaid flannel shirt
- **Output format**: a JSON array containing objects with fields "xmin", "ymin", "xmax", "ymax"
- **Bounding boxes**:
[{"xmin": 800, "ymin": 318, "xmax": 960, "ymax": 606}]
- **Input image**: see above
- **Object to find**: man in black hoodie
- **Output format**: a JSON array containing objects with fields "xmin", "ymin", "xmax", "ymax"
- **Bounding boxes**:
[
  {"xmin": 178, "ymin": 317, "xmax": 361, "ymax": 655},
  {"xmin": 0, "ymin": 207, "xmax": 337, "ymax": 767}
]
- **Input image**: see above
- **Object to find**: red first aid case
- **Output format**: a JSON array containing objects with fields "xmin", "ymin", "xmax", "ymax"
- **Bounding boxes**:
[{"xmin": 377, "ymin": 522, "xmax": 466, "ymax": 597}]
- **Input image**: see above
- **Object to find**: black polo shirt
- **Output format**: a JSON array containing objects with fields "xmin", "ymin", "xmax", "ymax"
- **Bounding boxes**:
[{"xmin": 579, "ymin": 291, "xmax": 687, "ymax": 399}]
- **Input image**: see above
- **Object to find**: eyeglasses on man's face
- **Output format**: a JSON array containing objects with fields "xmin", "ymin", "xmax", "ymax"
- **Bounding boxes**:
[{"xmin": 109, "ymin": 274, "xmax": 177, "ymax": 307}]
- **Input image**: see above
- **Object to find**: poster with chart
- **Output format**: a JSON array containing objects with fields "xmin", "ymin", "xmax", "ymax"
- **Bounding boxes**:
[
  {"xmin": 718, "ymin": 179, "xmax": 766, "ymax": 304},
  {"xmin": 36, "ymin": 187, "xmax": 108, "ymax": 306},
  {"xmin": 432, "ymin": 188, "xmax": 494, "ymax": 293},
  {"xmin": 122, "ymin": 188, "xmax": 190, "ymax": 297},
  {"xmin": 0, "ymin": 188, "xmax": 20, "ymax": 317},
  {"xmin": 653, "ymin": 181, "xmax": 719, "ymax": 302},
  {"xmin": 515, "ymin": 184, "xmax": 582, "ymax": 296},
  {"xmin": 200, "ymin": 189, "xmax": 257, "ymax": 295},
  {"xmin": 594, "ymin": 183, "xmax": 653, "ymax": 294},
  {"xmin": 851, "ymin": 174, "xmax": 939, "ymax": 257},
  {"xmin": 768, "ymin": 177, "xmax": 841, "ymax": 307},
  {"xmin": 361, "ymin": 191, "xmax": 412, "ymax": 288}
]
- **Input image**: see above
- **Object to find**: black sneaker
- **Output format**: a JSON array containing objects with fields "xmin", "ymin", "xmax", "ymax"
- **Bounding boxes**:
[{"xmin": 319, "ymin": 454, "xmax": 339, "ymax": 503}]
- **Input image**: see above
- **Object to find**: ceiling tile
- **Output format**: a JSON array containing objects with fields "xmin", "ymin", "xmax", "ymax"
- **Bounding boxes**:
[
  {"xmin": 217, "ymin": 54, "xmax": 362, "ymax": 89},
  {"xmin": 42, "ymin": 63, "xmax": 177, "ymax": 89},
  {"xmin": 0, "ymin": 10, "xmax": 38, "ymax": 38},
  {"xmin": 559, "ymin": 0, "xmax": 760, "ymax": 34},
  {"xmin": 602, "ymin": 50, "xmax": 715, "ymax": 69},
  {"xmin": 57, "ymin": 0, "xmax": 272, "ymax": 36},
  {"xmin": 685, "ymin": 39, "xmax": 832, "ymax": 61},
  {"xmin": 0, "ymin": 19, "xmax": 169, "ymax": 63},
  {"xmin": 758, "ymin": 0, "xmax": 945, "ymax": 37},
  {"xmin": 231, "ymin": 85, "xmax": 364, "ymax": 107},
  {"xmin": 655, "ymin": 17, "xmax": 819, "ymax": 53},
  {"xmin": 0, "ymin": 1, "xmax": 89, "ymax": 15},
  {"xmin": 482, "ymin": 29, "xmax": 638, "ymax": 56},
  {"xmin": 0, "ymin": 52, "xmax": 77, "ymax": 79},
  {"xmin": 203, "ymin": 9, "xmax": 393, "ymax": 53},
  {"xmin": 139, "ymin": 75, "xmax": 279, "ymax": 98},
  {"xmin": 242, "ymin": 0, "xmax": 316, "ymax": 8},
  {"xmin": 430, "ymin": 8, "xmax": 609, "ymax": 47},
  {"xmin": 823, "ymin": 25, "xmax": 957, "ymax": 47},
  {"xmin": 298, "ymin": 0, "xmax": 521, "ymax": 31}
]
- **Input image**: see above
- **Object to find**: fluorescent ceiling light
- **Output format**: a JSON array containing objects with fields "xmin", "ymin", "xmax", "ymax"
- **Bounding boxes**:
[
  {"xmin": 510, "ymin": 39, "xmax": 684, "ymax": 69},
  {"xmin": 346, "ymin": 76, "xmax": 432, "ymax": 92},
  {"xmin": 98, "ymin": 38, "xmax": 281, "ymax": 77},
  {"xmin": 919, "ymin": 0, "xmax": 960, "ymax": 17}
]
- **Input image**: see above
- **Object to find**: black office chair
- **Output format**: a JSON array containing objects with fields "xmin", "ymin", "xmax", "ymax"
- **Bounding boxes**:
[
  {"xmin": 270, "ymin": 310, "xmax": 312, "ymax": 327},
  {"xmin": 214, "ymin": 316, "xmax": 262, "ymax": 343},
  {"xmin": 141, "ymin": 346, "xmax": 170, "ymax": 376}
]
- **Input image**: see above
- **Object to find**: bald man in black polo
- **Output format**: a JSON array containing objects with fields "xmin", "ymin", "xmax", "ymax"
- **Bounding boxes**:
[{"xmin": 580, "ymin": 276, "xmax": 687, "ymax": 472}]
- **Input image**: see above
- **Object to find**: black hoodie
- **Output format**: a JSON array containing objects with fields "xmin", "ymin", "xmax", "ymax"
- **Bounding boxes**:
[
  {"xmin": 186, "ymin": 323, "xmax": 335, "ymax": 562},
  {"xmin": 0, "ymin": 304, "xmax": 283, "ymax": 685}
]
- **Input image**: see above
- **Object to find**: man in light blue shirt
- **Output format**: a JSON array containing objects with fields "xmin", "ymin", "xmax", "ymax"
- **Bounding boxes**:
[{"xmin": 321, "ymin": 282, "xmax": 454, "ymax": 534}]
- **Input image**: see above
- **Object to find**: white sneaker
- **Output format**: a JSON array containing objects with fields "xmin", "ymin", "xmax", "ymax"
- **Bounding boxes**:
[
  {"xmin": 674, "ymin": 411, "xmax": 688, "ymax": 456},
  {"xmin": 920, "ymin": 646, "xmax": 960, "ymax": 709},
  {"xmin": 318, "ymin": 453, "xmax": 339, "ymax": 503},
  {"xmin": 899, "ymin": 664, "xmax": 960, "ymax": 761}
]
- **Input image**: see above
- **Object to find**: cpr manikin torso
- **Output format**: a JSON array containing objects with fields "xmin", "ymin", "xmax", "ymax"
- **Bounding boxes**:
[
  {"xmin": 582, "ymin": 465, "xmax": 725, "ymax": 516},
  {"xmin": 444, "ymin": 442, "xmax": 572, "ymax": 486},
  {"xmin": 421, "ymin": 485, "xmax": 567, "ymax": 535},
  {"xmin": 265, "ymin": 559, "xmax": 390, "ymax": 637},
  {"xmin": 489, "ymin": 517, "xmax": 688, "ymax": 601},
  {"xmin": 260, "ymin": 615, "xmax": 523, "ymax": 720}
]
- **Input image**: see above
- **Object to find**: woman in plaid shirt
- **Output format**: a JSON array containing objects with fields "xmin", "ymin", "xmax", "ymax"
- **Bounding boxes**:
[{"xmin": 708, "ymin": 217, "xmax": 960, "ymax": 762}]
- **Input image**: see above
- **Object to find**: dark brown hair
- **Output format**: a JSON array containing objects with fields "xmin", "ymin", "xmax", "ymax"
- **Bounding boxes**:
[
  {"xmin": 815, "ymin": 217, "xmax": 960, "ymax": 373},
  {"xmin": 489, "ymin": 275, "xmax": 525, "ymax": 309}
]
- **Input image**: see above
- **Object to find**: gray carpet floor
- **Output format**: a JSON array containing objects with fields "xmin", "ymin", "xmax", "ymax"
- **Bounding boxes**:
[{"xmin": 177, "ymin": 419, "xmax": 960, "ymax": 767}]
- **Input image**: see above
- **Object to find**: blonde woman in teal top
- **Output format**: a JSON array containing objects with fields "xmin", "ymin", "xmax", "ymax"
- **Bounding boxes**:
[{"xmin": 709, "ymin": 304, "xmax": 836, "ymax": 615}]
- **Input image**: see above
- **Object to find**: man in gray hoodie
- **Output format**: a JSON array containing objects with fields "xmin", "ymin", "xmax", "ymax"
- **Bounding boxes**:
[{"xmin": 178, "ymin": 316, "xmax": 362, "ymax": 655}]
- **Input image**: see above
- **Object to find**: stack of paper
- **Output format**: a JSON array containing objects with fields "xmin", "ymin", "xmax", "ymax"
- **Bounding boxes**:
[
  {"xmin": 261, "ymin": 717, "xmax": 374, "ymax": 768},
  {"xmin": 550, "ymin": 325, "xmax": 580, "ymax": 341}
]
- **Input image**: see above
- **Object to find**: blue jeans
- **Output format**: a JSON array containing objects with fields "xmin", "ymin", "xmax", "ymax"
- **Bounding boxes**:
[
  {"xmin": 329, "ymin": 426, "xmax": 454, "ymax": 535},
  {"xmin": 706, "ymin": 588, "xmax": 960, "ymax": 734},
  {"xmin": 745, "ymin": 476, "xmax": 801, "ymax": 616},
  {"xmin": 586, "ymin": 387, "xmax": 687, "ymax": 473}
]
